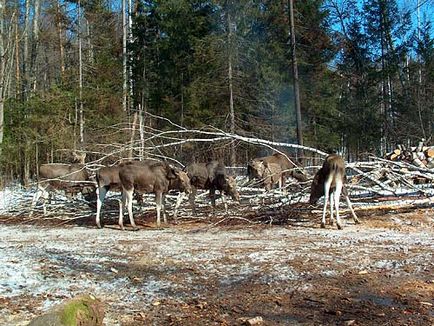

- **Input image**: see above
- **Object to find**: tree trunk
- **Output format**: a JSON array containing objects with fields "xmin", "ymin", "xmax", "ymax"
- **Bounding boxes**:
[
  {"xmin": 227, "ymin": 11, "xmax": 236, "ymax": 166},
  {"xmin": 0, "ymin": 0, "xmax": 5, "ymax": 147},
  {"xmin": 78, "ymin": 0, "xmax": 84, "ymax": 144},
  {"xmin": 122, "ymin": 0, "xmax": 127, "ymax": 112},
  {"xmin": 288, "ymin": 0, "xmax": 303, "ymax": 157},
  {"xmin": 30, "ymin": 0, "xmax": 40, "ymax": 92},
  {"xmin": 23, "ymin": 0, "xmax": 31, "ymax": 99},
  {"xmin": 86, "ymin": 18, "xmax": 94, "ymax": 64},
  {"xmin": 129, "ymin": 111, "xmax": 138, "ymax": 159},
  {"xmin": 14, "ymin": 10, "xmax": 20, "ymax": 98},
  {"xmin": 139, "ymin": 105, "xmax": 145, "ymax": 160},
  {"xmin": 56, "ymin": 0, "xmax": 65, "ymax": 77}
]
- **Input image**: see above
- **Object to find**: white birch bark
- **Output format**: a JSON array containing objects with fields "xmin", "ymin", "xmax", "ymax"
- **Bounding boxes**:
[
  {"xmin": 85, "ymin": 18, "xmax": 94, "ymax": 64},
  {"xmin": 78, "ymin": 0, "xmax": 84, "ymax": 144},
  {"xmin": 31, "ymin": 0, "xmax": 40, "ymax": 92},
  {"xmin": 227, "ymin": 11, "xmax": 236, "ymax": 166},
  {"xmin": 122, "ymin": 0, "xmax": 127, "ymax": 111},
  {"xmin": 0, "ymin": 0, "xmax": 5, "ymax": 146},
  {"xmin": 56, "ymin": 0, "xmax": 65, "ymax": 76},
  {"xmin": 14, "ymin": 10, "xmax": 20, "ymax": 98},
  {"xmin": 139, "ymin": 105, "xmax": 145, "ymax": 160},
  {"xmin": 23, "ymin": 0, "xmax": 31, "ymax": 98}
]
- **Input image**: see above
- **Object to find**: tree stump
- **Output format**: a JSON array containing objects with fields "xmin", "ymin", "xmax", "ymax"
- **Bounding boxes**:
[{"xmin": 28, "ymin": 294, "xmax": 104, "ymax": 326}]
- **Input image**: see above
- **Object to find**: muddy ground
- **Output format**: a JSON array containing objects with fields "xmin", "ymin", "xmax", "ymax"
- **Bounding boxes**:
[{"xmin": 0, "ymin": 209, "xmax": 433, "ymax": 326}]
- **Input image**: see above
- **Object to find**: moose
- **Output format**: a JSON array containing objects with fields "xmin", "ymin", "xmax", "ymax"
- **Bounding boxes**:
[
  {"xmin": 181, "ymin": 160, "xmax": 240, "ymax": 215},
  {"xmin": 309, "ymin": 154, "xmax": 360, "ymax": 229},
  {"xmin": 30, "ymin": 152, "xmax": 93, "ymax": 216},
  {"xmin": 247, "ymin": 153, "xmax": 307, "ymax": 190},
  {"xmin": 118, "ymin": 161, "xmax": 191, "ymax": 230},
  {"xmin": 95, "ymin": 158, "xmax": 160, "ymax": 228}
]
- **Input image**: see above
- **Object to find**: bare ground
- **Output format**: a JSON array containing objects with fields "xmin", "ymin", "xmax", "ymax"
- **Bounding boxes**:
[{"xmin": 0, "ymin": 209, "xmax": 433, "ymax": 326}]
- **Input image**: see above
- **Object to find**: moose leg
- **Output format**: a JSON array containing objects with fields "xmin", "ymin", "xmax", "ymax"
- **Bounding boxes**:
[
  {"xmin": 329, "ymin": 192, "xmax": 335, "ymax": 226},
  {"xmin": 334, "ymin": 181, "xmax": 343, "ymax": 230},
  {"xmin": 321, "ymin": 179, "xmax": 332, "ymax": 228},
  {"xmin": 162, "ymin": 193, "xmax": 167, "ymax": 224},
  {"xmin": 279, "ymin": 175, "xmax": 287, "ymax": 194},
  {"xmin": 127, "ymin": 189, "xmax": 138, "ymax": 230},
  {"xmin": 30, "ymin": 184, "xmax": 49, "ymax": 217},
  {"xmin": 209, "ymin": 188, "xmax": 216, "ymax": 207},
  {"xmin": 173, "ymin": 192, "xmax": 184, "ymax": 220},
  {"xmin": 155, "ymin": 192, "xmax": 162, "ymax": 227},
  {"xmin": 42, "ymin": 188, "xmax": 50, "ymax": 216},
  {"xmin": 189, "ymin": 187, "xmax": 198, "ymax": 216},
  {"xmin": 345, "ymin": 195, "xmax": 360, "ymax": 224},
  {"xmin": 95, "ymin": 186, "xmax": 108, "ymax": 228},
  {"xmin": 30, "ymin": 188, "xmax": 42, "ymax": 217},
  {"xmin": 221, "ymin": 192, "xmax": 228, "ymax": 213},
  {"xmin": 118, "ymin": 190, "xmax": 127, "ymax": 230}
]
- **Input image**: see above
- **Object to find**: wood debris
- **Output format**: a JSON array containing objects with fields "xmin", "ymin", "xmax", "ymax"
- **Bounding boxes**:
[{"xmin": 385, "ymin": 140, "xmax": 434, "ymax": 169}]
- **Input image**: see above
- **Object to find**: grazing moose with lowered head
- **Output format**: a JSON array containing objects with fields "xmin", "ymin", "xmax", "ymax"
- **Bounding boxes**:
[
  {"xmin": 95, "ymin": 159, "xmax": 160, "ymax": 228},
  {"xmin": 180, "ymin": 160, "xmax": 240, "ymax": 216},
  {"xmin": 30, "ymin": 152, "xmax": 93, "ymax": 216},
  {"xmin": 247, "ymin": 153, "xmax": 307, "ymax": 191},
  {"xmin": 118, "ymin": 161, "xmax": 191, "ymax": 230},
  {"xmin": 309, "ymin": 154, "xmax": 360, "ymax": 229}
]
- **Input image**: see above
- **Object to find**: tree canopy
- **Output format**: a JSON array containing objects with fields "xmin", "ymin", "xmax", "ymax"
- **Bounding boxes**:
[{"xmin": 0, "ymin": 0, "xmax": 433, "ymax": 182}]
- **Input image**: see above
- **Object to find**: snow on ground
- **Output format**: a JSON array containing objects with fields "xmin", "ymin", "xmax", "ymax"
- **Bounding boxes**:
[{"xmin": 0, "ymin": 213, "xmax": 433, "ymax": 325}]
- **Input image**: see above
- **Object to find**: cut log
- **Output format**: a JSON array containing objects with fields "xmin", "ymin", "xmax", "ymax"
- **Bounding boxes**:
[
  {"xmin": 417, "ymin": 151, "xmax": 426, "ymax": 161},
  {"xmin": 417, "ymin": 140, "xmax": 424, "ymax": 152},
  {"xmin": 425, "ymin": 147, "xmax": 434, "ymax": 159},
  {"xmin": 412, "ymin": 157, "xmax": 426, "ymax": 168},
  {"xmin": 28, "ymin": 294, "xmax": 104, "ymax": 326}
]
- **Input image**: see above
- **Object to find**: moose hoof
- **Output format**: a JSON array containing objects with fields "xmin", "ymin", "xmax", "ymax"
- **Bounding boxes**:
[
  {"xmin": 320, "ymin": 222, "xmax": 326, "ymax": 229},
  {"xmin": 354, "ymin": 219, "xmax": 361, "ymax": 225},
  {"xmin": 337, "ymin": 224, "xmax": 343, "ymax": 230}
]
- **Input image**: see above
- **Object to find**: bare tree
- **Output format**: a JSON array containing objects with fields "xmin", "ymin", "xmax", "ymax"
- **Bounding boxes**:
[
  {"xmin": 0, "ymin": 0, "xmax": 5, "ymax": 147},
  {"xmin": 30, "ymin": 0, "xmax": 40, "ymax": 92},
  {"xmin": 55, "ymin": 0, "xmax": 65, "ymax": 77},
  {"xmin": 78, "ymin": 0, "xmax": 84, "ymax": 144},
  {"xmin": 288, "ymin": 0, "xmax": 303, "ymax": 152},
  {"xmin": 23, "ymin": 0, "xmax": 31, "ymax": 99},
  {"xmin": 227, "ymin": 9, "xmax": 236, "ymax": 165},
  {"xmin": 14, "ymin": 8, "xmax": 20, "ymax": 98},
  {"xmin": 122, "ymin": 0, "xmax": 127, "ymax": 112}
]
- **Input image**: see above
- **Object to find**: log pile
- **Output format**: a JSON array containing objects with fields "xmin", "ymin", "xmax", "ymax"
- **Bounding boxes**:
[
  {"xmin": 1, "ymin": 115, "xmax": 433, "ymax": 226},
  {"xmin": 385, "ymin": 140, "xmax": 434, "ymax": 169},
  {"xmin": 1, "ymin": 158, "xmax": 433, "ymax": 226}
]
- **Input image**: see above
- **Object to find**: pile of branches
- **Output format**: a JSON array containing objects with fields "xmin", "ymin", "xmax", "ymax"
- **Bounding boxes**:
[
  {"xmin": 385, "ymin": 140, "xmax": 434, "ymax": 169},
  {"xmin": 2, "ymin": 113, "xmax": 434, "ymax": 225}
]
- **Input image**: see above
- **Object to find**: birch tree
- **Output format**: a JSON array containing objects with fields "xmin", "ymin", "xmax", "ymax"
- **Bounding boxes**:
[
  {"xmin": 55, "ymin": 0, "xmax": 66, "ymax": 77},
  {"xmin": 0, "ymin": 0, "xmax": 5, "ymax": 146},
  {"xmin": 78, "ymin": 0, "xmax": 84, "ymax": 144},
  {"xmin": 226, "ymin": 3, "xmax": 236, "ymax": 165}
]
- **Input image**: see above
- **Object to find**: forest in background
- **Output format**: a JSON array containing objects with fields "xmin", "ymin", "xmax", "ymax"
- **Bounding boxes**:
[{"xmin": 0, "ymin": 0, "xmax": 433, "ymax": 184}]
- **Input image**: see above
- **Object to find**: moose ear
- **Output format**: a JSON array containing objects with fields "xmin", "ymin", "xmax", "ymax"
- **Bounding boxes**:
[
  {"xmin": 168, "ymin": 167, "xmax": 179, "ymax": 179},
  {"xmin": 166, "ymin": 167, "xmax": 177, "ymax": 179}
]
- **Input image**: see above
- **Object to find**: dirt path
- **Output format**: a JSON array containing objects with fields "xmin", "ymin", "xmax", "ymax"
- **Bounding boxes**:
[{"xmin": 0, "ymin": 210, "xmax": 433, "ymax": 325}]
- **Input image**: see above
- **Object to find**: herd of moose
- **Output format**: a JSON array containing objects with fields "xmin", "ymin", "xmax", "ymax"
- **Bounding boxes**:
[{"xmin": 29, "ymin": 152, "xmax": 360, "ymax": 230}]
